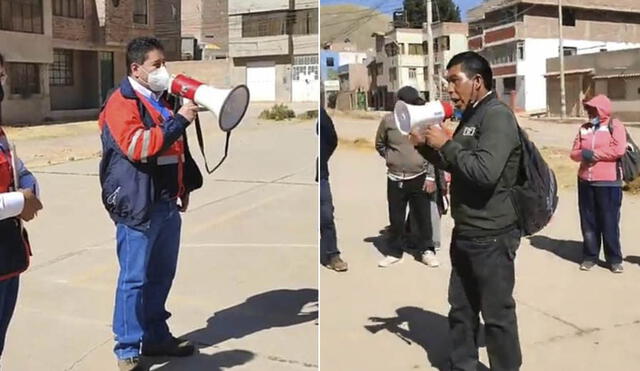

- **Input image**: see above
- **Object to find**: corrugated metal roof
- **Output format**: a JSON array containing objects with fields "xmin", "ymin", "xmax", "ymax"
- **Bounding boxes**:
[
  {"xmin": 593, "ymin": 73, "xmax": 640, "ymax": 80},
  {"xmin": 544, "ymin": 68, "xmax": 594, "ymax": 77}
]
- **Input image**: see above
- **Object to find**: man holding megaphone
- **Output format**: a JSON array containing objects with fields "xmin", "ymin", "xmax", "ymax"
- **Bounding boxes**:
[{"xmin": 98, "ymin": 37, "xmax": 202, "ymax": 371}]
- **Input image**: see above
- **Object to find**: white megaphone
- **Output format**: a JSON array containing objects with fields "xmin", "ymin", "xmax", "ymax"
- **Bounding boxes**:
[
  {"xmin": 168, "ymin": 74, "xmax": 250, "ymax": 132},
  {"xmin": 394, "ymin": 100, "xmax": 454, "ymax": 135}
]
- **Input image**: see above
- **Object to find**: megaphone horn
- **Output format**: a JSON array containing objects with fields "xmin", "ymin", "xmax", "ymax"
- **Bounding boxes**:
[
  {"xmin": 169, "ymin": 74, "xmax": 250, "ymax": 132},
  {"xmin": 394, "ymin": 100, "xmax": 453, "ymax": 135}
]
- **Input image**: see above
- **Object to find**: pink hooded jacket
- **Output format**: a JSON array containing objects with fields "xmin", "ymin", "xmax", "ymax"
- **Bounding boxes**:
[{"xmin": 570, "ymin": 95, "xmax": 627, "ymax": 183}]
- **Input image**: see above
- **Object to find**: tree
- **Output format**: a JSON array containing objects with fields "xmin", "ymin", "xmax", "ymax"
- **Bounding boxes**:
[{"xmin": 403, "ymin": 0, "xmax": 461, "ymax": 28}]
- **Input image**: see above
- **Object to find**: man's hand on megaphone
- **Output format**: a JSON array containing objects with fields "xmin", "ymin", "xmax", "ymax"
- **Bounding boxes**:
[
  {"xmin": 409, "ymin": 126, "xmax": 428, "ymax": 146},
  {"xmin": 19, "ymin": 188, "xmax": 43, "ymax": 222},
  {"xmin": 424, "ymin": 126, "xmax": 450, "ymax": 150},
  {"xmin": 178, "ymin": 100, "xmax": 199, "ymax": 123}
]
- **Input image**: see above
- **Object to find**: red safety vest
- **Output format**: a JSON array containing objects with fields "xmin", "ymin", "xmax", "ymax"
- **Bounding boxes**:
[{"xmin": 0, "ymin": 128, "xmax": 31, "ymax": 281}]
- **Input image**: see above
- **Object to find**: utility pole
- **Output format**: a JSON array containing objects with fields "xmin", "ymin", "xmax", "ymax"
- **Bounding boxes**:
[
  {"xmin": 558, "ymin": 0, "xmax": 567, "ymax": 120},
  {"xmin": 425, "ymin": 0, "xmax": 435, "ymax": 101}
]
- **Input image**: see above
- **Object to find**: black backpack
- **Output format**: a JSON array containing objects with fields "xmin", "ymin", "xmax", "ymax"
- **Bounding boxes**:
[
  {"xmin": 510, "ymin": 126, "xmax": 559, "ymax": 236},
  {"xmin": 607, "ymin": 122, "xmax": 640, "ymax": 182}
]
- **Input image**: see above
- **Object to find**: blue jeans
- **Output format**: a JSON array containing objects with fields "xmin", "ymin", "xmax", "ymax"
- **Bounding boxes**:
[
  {"xmin": 0, "ymin": 277, "xmax": 19, "ymax": 357},
  {"xmin": 320, "ymin": 179, "xmax": 340, "ymax": 262},
  {"xmin": 113, "ymin": 201, "xmax": 182, "ymax": 360}
]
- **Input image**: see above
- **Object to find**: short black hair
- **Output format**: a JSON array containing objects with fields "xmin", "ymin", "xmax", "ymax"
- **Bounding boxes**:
[
  {"xmin": 126, "ymin": 37, "xmax": 164, "ymax": 75},
  {"xmin": 446, "ymin": 51, "xmax": 493, "ymax": 91}
]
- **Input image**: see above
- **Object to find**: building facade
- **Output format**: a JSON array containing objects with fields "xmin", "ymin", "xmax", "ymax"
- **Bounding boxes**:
[
  {"xmin": 546, "ymin": 48, "xmax": 640, "ymax": 121},
  {"xmin": 468, "ymin": 0, "xmax": 640, "ymax": 113},
  {"xmin": 0, "ymin": 0, "xmax": 180, "ymax": 124},
  {"xmin": 368, "ymin": 22, "xmax": 468, "ymax": 110},
  {"xmin": 228, "ymin": 0, "xmax": 319, "ymax": 102},
  {"xmin": 181, "ymin": 0, "xmax": 228, "ymax": 60}
]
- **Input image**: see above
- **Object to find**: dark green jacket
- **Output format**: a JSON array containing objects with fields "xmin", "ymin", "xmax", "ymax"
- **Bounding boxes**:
[{"xmin": 417, "ymin": 93, "xmax": 521, "ymax": 237}]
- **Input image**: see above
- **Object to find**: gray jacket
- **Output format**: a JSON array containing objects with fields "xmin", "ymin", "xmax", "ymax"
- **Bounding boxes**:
[{"xmin": 375, "ymin": 113, "xmax": 434, "ymax": 179}]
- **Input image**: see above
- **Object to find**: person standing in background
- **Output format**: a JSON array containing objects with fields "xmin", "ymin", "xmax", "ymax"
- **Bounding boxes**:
[
  {"xmin": 570, "ymin": 94, "xmax": 627, "ymax": 273},
  {"xmin": 0, "ymin": 52, "xmax": 43, "ymax": 363},
  {"xmin": 375, "ymin": 86, "xmax": 439, "ymax": 268},
  {"xmin": 320, "ymin": 107, "xmax": 348, "ymax": 272}
]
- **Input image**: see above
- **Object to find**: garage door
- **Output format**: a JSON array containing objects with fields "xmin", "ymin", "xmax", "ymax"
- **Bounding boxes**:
[{"xmin": 247, "ymin": 64, "xmax": 276, "ymax": 102}]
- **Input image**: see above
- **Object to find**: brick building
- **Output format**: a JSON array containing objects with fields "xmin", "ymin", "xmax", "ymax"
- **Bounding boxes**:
[
  {"xmin": 467, "ymin": 0, "xmax": 640, "ymax": 113},
  {"xmin": 181, "ymin": 0, "xmax": 228, "ymax": 60},
  {"xmin": 0, "ymin": 0, "xmax": 181, "ymax": 125}
]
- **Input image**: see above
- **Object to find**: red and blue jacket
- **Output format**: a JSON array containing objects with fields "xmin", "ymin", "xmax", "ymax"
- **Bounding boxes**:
[{"xmin": 99, "ymin": 77, "xmax": 199, "ymax": 228}]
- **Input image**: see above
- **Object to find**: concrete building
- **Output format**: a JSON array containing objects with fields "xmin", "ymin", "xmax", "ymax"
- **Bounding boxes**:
[
  {"xmin": 181, "ymin": 0, "xmax": 228, "ymax": 60},
  {"xmin": 468, "ymin": 0, "xmax": 640, "ymax": 113},
  {"xmin": 368, "ymin": 22, "xmax": 469, "ymax": 110},
  {"xmin": 338, "ymin": 63, "xmax": 368, "ymax": 92},
  {"xmin": 0, "ymin": 0, "xmax": 181, "ymax": 125},
  {"xmin": 228, "ymin": 0, "xmax": 318, "ymax": 103},
  {"xmin": 546, "ymin": 48, "xmax": 640, "ymax": 121}
]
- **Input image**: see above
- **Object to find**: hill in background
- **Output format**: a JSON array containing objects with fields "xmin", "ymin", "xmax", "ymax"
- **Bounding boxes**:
[{"xmin": 321, "ymin": 4, "xmax": 393, "ymax": 52}]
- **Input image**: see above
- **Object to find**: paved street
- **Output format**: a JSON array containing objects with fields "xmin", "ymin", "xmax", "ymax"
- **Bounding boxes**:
[
  {"xmin": 320, "ymin": 114, "xmax": 640, "ymax": 371},
  {"xmin": 2, "ymin": 112, "xmax": 318, "ymax": 370}
]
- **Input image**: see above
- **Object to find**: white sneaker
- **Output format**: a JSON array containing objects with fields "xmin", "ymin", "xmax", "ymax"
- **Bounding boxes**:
[
  {"xmin": 420, "ymin": 250, "xmax": 440, "ymax": 267},
  {"xmin": 378, "ymin": 255, "xmax": 404, "ymax": 268}
]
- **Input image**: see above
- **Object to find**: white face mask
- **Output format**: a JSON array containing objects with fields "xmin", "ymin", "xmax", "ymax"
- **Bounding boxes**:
[{"xmin": 141, "ymin": 66, "xmax": 170, "ymax": 93}]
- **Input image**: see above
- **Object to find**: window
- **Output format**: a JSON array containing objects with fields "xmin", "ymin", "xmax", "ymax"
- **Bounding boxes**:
[
  {"xmin": 517, "ymin": 41, "xmax": 525, "ymax": 60},
  {"xmin": 408, "ymin": 68, "xmax": 417, "ymax": 79},
  {"xmin": 504, "ymin": 77, "xmax": 516, "ymax": 92},
  {"xmin": 326, "ymin": 57, "xmax": 335, "ymax": 67},
  {"xmin": 0, "ymin": 0, "xmax": 43, "ymax": 34},
  {"xmin": 133, "ymin": 0, "xmax": 148, "ymax": 24},
  {"xmin": 242, "ymin": 11, "xmax": 286, "ymax": 37},
  {"xmin": 50, "ymin": 49, "xmax": 73, "ymax": 86},
  {"xmin": 53, "ymin": 0, "xmax": 84, "ymax": 19},
  {"xmin": 562, "ymin": 8, "xmax": 576, "ymax": 27},
  {"xmin": 563, "ymin": 47, "xmax": 577, "ymax": 56},
  {"xmin": 408, "ymin": 44, "xmax": 423, "ymax": 55},
  {"xmin": 293, "ymin": 9, "xmax": 318, "ymax": 35},
  {"xmin": 389, "ymin": 67, "xmax": 397, "ymax": 82},
  {"xmin": 608, "ymin": 78, "xmax": 626, "ymax": 100},
  {"xmin": 9, "ymin": 63, "xmax": 40, "ymax": 96},
  {"xmin": 441, "ymin": 36, "xmax": 450, "ymax": 51}
]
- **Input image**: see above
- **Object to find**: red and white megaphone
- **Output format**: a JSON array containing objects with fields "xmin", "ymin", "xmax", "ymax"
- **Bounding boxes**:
[
  {"xmin": 394, "ymin": 100, "xmax": 454, "ymax": 135},
  {"xmin": 168, "ymin": 74, "xmax": 250, "ymax": 132}
]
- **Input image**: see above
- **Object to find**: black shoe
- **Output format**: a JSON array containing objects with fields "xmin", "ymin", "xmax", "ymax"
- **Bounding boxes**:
[
  {"xmin": 142, "ymin": 337, "xmax": 195, "ymax": 357},
  {"xmin": 580, "ymin": 261, "xmax": 596, "ymax": 271},
  {"xmin": 610, "ymin": 263, "xmax": 624, "ymax": 274},
  {"xmin": 118, "ymin": 357, "xmax": 146, "ymax": 371}
]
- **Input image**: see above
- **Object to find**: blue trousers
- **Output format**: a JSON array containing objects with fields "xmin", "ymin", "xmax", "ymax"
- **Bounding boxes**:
[
  {"xmin": 578, "ymin": 181, "xmax": 623, "ymax": 265},
  {"xmin": 320, "ymin": 179, "xmax": 340, "ymax": 262},
  {"xmin": 0, "ymin": 277, "xmax": 19, "ymax": 357},
  {"xmin": 113, "ymin": 201, "xmax": 182, "ymax": 360}
]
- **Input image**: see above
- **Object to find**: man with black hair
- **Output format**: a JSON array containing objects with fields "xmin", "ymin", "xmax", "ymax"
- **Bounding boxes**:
[
  {"xmin": 99, "ymin": 37, "xmax": 200, "ymax": 371},
  {"xmin": 411, "ymin": 52, "xmax": 523, "ymax": 371},
  {"xmin": 375, "ymin": 86, "xmax": 439, "ymax": 268}
]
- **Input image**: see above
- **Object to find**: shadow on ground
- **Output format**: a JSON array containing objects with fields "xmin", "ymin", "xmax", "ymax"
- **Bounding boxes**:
[
  {"xmin": 150, "ymin": 349, "xmax": 254, "ymax": 370},
  {"xmin": 150, "ymin": 288, "xmax": 318, "ymax": 370},
  {"xmin": 365, "ymin": 306, "xmax": 488, "ymax": 371},
  {"xmin": 624, "ymin": 255, "xmax": 640, "ymax": 266},
  {"xmin": 528, "ymin": 235, "xmax": 584, "ymax": 265}
]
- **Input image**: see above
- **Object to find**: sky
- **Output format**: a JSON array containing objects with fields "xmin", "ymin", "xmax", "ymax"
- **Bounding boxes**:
[{"xmin": 320, "ymin": 0, "xmax": 484, "ymax": 20}]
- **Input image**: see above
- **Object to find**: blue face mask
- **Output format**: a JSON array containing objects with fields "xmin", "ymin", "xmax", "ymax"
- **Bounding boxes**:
[{"xmin": 590, "ymin": 116, "xmax": 600, "ymax": 127}]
